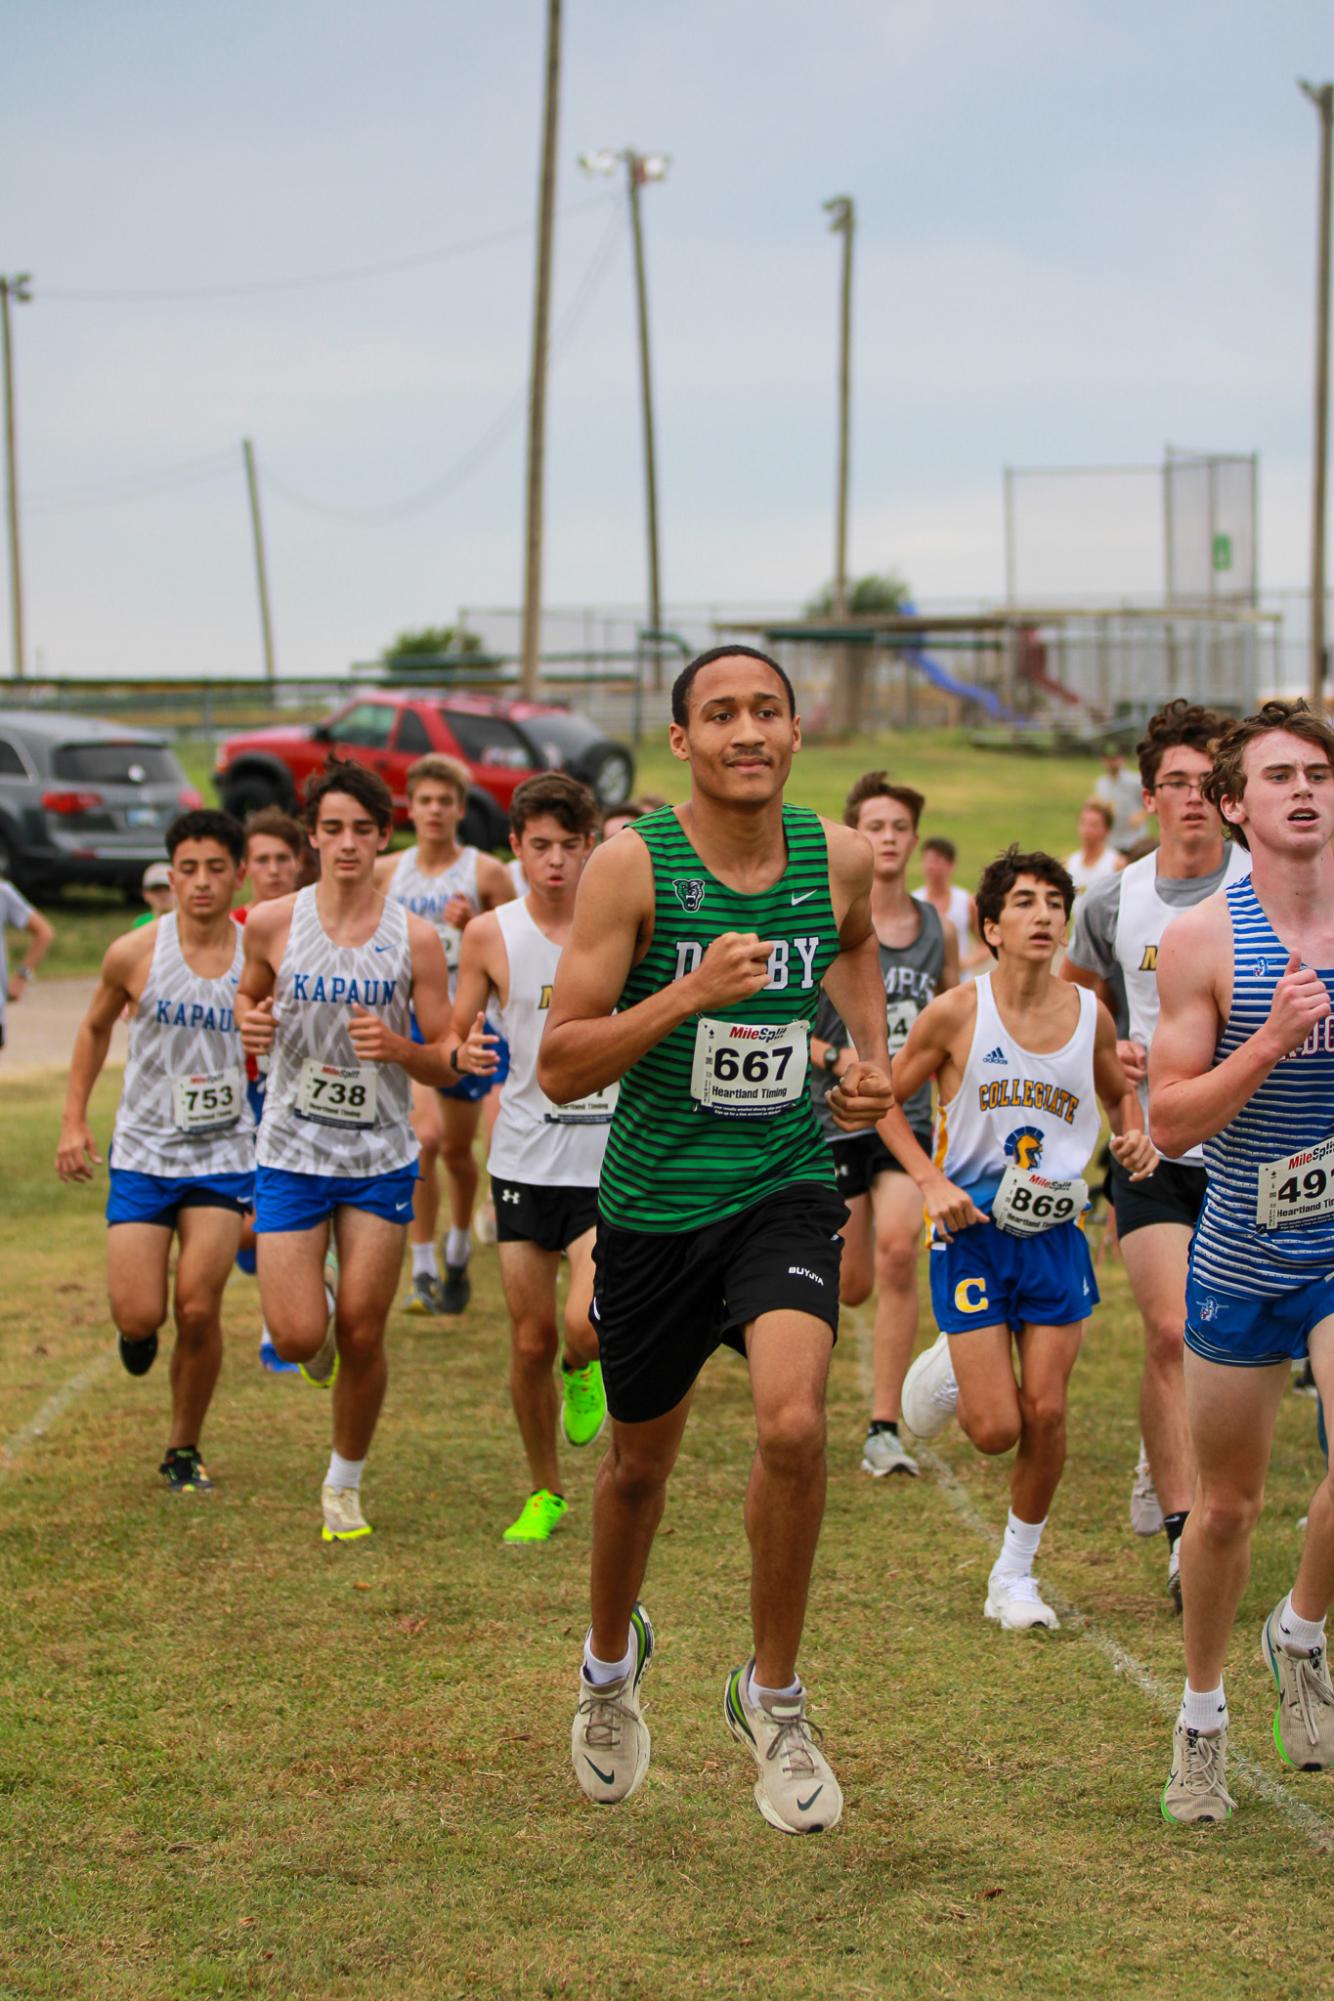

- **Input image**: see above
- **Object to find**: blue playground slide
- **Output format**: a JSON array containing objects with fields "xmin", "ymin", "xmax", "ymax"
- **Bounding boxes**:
[{"xmin": 896, "ymin": 599, "xmax": 1015, "ymax": 722}]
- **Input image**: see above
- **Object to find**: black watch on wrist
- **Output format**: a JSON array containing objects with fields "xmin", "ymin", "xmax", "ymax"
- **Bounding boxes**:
[{"xmin": 449, "ymin": 1045, "xmax": 462, "ymax": 1074}]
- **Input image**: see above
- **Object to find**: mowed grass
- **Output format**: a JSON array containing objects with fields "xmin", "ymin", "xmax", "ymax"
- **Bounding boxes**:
[
  {"xmin": 24, "ymin": 730, "xmax": 1102, "ymax": 977},
  {"xmin": 3, "ymin": 1065, "xmax": 1334, "ymax": 2001}
]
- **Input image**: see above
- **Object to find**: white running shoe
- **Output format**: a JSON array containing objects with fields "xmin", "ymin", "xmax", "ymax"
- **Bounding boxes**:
[
  {"xmin": 723, "ymin": 1661, "xmax": 843, "ymax": 1835},
  {"xmin": 321, "ymin": 1483, "xmax": 372, "ymax": 1543},
  {"xmin": 1161, "ymin": 1721, "xmax": 1235, "ymax": 1826},
  {"xmin": 1130, "ymin": 1443, "xmax": 1164, "ymax": 1537},
  {"xmin": 861, "ymin": 1428, "xmax": 920, "ymax": 1478},
  {"xmin": 900, "ymin": 1333, "xmax": 958, "ymax": 1441},
  {"xmin": 572, "ymin": 1605, "xmax": 654, "ymax": 1805},
  {"xmin": 984, "ymin": 1571, "xmax": 1060, "ymax": 1631}
]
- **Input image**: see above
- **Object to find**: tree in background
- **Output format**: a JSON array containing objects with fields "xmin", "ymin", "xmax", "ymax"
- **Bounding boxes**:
[
  {"xmin": 383, "ymin": 624, "xmax": 484, "ymax": 669},
  {"xmin": 803, "ymin": 571, "xmax": 910, "ymax": 619}
]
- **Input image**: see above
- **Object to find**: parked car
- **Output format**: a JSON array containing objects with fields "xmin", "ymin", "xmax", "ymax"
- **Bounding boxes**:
[
  {"xmin": 213, "ymin": 690, "xmax": 635, "ymax": 847},
  {"xmin": 0, "ymin": 710, "xmax": 203, "ymax": 896}
]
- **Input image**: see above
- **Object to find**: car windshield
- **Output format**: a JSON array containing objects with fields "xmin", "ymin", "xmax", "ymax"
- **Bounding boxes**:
[
  {"xmin": 51, "ymin": 742, "xmax": 180, "ymax": 785},
  {"xmin": 514, "ymin": 711, "xmax": 599, "ymax": 764}
]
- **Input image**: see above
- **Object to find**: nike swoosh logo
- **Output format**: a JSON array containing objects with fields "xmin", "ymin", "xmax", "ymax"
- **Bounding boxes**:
[
  {"xmin": 373, "ymin": 944, "xmax": 390, "ymax": 953},
  {"xmin": 791, "ymin": 890, "xmax": 817, "ymax": 905},
  {"xmin": 585, "ymin": 1758, "xmax": 616, "ymax": 1785},
  {"xmin": 796, "ymin": 1786, "xmax": 823, "ymax": 1812},
  {"xmin": 395, "ymin": 1202, "xmax": 411, "ymax": 1212}
]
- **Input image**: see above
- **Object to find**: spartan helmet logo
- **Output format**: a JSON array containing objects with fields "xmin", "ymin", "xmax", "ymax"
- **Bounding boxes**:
[
  {"xmin": 1004, "ymin": 1125, "xmax": 1045, "ymax": 1172},
  {"xmin": 673, "ymin": 878, "xmax": 706, "ymax": 913}
]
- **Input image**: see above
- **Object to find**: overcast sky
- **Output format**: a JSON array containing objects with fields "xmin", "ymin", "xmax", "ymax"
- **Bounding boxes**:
[{"xmin": 9, "ymin": 0, "xmax": 1332, "ymax": 677}]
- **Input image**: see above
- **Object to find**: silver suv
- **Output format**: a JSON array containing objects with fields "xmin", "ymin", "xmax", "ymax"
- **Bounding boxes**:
[{"xmin": 0, "ymin": 710, "xmax": 201, "ymax": 896}]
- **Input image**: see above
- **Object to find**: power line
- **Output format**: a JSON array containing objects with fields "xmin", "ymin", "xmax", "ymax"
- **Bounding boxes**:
[
  {"xmin": 29, "ymin": 449, "xmax": 238, "ymax": 505},
  {"xmin": 28, "ymin": 457, "xmax": 239, "ymax": 516},
  {"xmin": 37, "ymin": 196, "xmax": 616, "ymax": 303},
  {"xmin": 263, "ymin": 202, "xmax": 625, "ymax": 526}
]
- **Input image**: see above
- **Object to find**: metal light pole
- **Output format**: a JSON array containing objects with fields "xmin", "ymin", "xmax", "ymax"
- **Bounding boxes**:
[
  {"xmin": 1300, "ymin": 81, "xmax": 1333, "ymax": 708},
  {"xmin": 521, "ymin": 0, "xmax": 563, "ymax": 701},
  {"xmin": 824, "ymin": 197, "xmax": 854, "ymax": 620},
  {"xmin": 580, "ymin": 148, "xmax": 670, "ymax": 684},
  {"xmin": 0, "ymin": 273, "xmax": 32, "ymax": 680},
  {"xmin": 242, "ymin": 439, "xmax": 276, "ymax": 684}
]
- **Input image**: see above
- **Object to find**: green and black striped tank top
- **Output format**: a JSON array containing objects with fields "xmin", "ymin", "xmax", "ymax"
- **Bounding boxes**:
[{"xmin": 599, "ymin": 803, "xmax": 841, "ymax": 1233}]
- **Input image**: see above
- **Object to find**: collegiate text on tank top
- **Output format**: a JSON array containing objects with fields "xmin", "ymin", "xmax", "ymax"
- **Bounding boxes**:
[
  {"xmin": 487, "ymin": 899, "xmax": 613, "ymax": 1188},
  {"xmin": 598, "ymin": 804, "xmax": 840, "ymax": 1233},
  {"xmin": 388, "ymin": 845, "xmax": 479, "ymax": 991},
  {"xmin": 1116, "ymin": 844, "xmax": 1250, "ymax": 1165},
  {"xmin": 935, "ymin": 972, "xmax": 1101, "ymax": 1208},
  {"xmin": 111, "ymin": 914, "xmax": 254, "ymax": 1178},
  {"xmin": 812, "ymin": 898, "xmax": 945, "ymax": 1140},
  {"xmin": 256, "ymin": 885, "xmax": 415, "ymax": 1178},
  {"xmin": 1192, "ymin": 878, "xmax": 1334, "ymax": 1298}
]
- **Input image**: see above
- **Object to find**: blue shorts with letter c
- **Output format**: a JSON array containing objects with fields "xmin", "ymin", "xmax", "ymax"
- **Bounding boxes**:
[{"xmin": 929, "ymin": 1217, "xmax": 1098, "ymax": 1335}]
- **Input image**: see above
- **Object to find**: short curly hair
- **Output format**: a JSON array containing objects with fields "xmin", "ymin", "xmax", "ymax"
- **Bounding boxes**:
[
  {"xmin": 975, "ymin": 846, "xmax": 1075, "ymax": 957},
  {"xmin": 1201, "ymin": 699, "xmax": 1334, "ymax": 851},
  {"xmin": 1135, "ymin": 698, "xmax": 1230, "ymax": 791}
]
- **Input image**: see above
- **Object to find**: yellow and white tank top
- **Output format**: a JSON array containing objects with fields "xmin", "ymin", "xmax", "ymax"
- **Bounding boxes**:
[
  {"xmin": 936, "ymin": 972, "xmax": 1101, "ymax": 1206},
  {"xmin": 487, "ymin": 900, "xmax": 614, "ymax": 1188}
]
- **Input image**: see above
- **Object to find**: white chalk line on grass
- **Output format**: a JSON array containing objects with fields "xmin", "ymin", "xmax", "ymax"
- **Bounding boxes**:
[
  {"xmin": 0, "ymin": 1352, "xmax": 113, "ymax": 1476},
  {"xmin": 845, "ymin": 1310, "xmax": 1334, "ymax": 1852}
]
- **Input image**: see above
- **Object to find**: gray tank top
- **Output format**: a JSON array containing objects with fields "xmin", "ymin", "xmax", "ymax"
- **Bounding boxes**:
[
  {"xmin": 811, "ymin": 898, "xmax": 946, "ymax": 1140},
  {"xmin": 256, "ymin": 885, "xmax": 416, "ymax": 1178},
  {"xmin": 112, "ymin": 914, "xmax": 254, "ymax": 1178}
]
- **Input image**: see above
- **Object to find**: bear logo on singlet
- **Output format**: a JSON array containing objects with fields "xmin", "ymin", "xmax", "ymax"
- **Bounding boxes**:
[
  {"xmin": 1003, "ymin": 1125, "xmax": 1044, "ymax": 1171},
  {"xmin": 672, "ymin": 879, "xmax": 706, "ymax": 913}
]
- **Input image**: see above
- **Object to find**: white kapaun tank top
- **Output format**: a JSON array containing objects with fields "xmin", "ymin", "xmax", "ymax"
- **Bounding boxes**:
[
  {"xmin": 936, "ymin": 972, "xmax": 1101, "ymax": 1204},
  {"xmin": 257, "ymin": 885, "xmax": 415, "ymax": 1178},
  {"xmin": 1115, "ymin": 844, "xmax": 1250, "ymax": 1165},
  {"xmin": 112, "ymin": 914, "xmax": 254, "ymax": 1178},
  {"xmin": 388, "ymin": 845, "xmax": 479, "ymax": 993},
  {"xmin": 486, "ymin": 900, "xmax": 613, "ymax": 1188}
]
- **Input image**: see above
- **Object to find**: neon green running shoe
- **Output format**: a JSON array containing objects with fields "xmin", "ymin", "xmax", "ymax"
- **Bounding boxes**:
[
  {"xmin": 503, "ymin": 1488, "xmax": 568, "ymax": 1544},
  {"xmin": 562, "ymin": 1359, "xmax": 608, "ymax": 1449}
]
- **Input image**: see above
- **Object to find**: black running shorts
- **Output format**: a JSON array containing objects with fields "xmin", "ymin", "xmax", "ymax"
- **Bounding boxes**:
[
  {"xmin": 591, "ymin": 1180, "xmax": 848, "ymax": 1425},
  {"xmin": 1110, "ymin": 1156, "xmax": 1207, "ymax": 1239},
  {"xmin": 492, "ymin": 1175, "xmax": 599, "ymax": 1254},
  {"xmin": 828, "ymin": 1127, "xmax": 932, "ymax": 1201}
]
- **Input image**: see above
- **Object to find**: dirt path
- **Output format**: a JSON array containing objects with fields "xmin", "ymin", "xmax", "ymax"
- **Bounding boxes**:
[{"xmin": 1, "ymin": 978, "xmax": 125, "ymax": 1079}]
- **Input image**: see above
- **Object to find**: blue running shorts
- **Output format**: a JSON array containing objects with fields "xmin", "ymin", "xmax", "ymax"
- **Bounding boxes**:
[
  {"xmin": 106, "ymin": 1167, "xmax": 254, "ymax": 1230},
  {"xmin": 1185, "ymin": 1268, "xmax": 1334, "ymax": 1369},
  {"xmin": 929, "ymin": 1217, "xmax": 1098, "ymax": 1335},
  {"xmin": 252, "ymin": 1163, "xmax": 419, "ymax": 1234}
]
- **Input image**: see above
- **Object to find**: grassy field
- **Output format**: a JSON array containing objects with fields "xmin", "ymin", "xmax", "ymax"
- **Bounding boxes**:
[
  {"xmin": 3, "ymin": 1094, "xmax": 1334, "ymax": 1977},
  {"xmin": 22, "ymin": 730, "xmax": 1104, "ymax": 979}
]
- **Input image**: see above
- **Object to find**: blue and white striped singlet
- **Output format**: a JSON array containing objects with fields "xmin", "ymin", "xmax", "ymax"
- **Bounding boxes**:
[{"xmin": 1191, "ymin": 877, "xmax": 1334, "ymax": 1300}]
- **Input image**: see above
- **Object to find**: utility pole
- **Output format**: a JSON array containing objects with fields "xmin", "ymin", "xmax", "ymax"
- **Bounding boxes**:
[
  {"xmin": 581, "ymin": 148, "xmax": 671, "ymax": 685},
  {"xmin": 520, "ymin": 0, "xmax": 562, "ymax": 701},
  {"xmin": 242, "ymin": 438, "xmax": 276, "ymax": 684},
  {"xmin": 824, "ymin": 198, "xmax": 855, "ymax": 619},
  {"xmin": 0, "ymin": 274, "xmax": 32, "ymax": 680},
  {"xmin": 1301, "ymin": 81, "xmax": 1333, "ymax": 708}
]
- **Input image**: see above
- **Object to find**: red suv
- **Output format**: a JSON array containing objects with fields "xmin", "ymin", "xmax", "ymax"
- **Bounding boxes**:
[{"xmin": 213, "ymin": 691, "xmax": 634, "ymax": 846}]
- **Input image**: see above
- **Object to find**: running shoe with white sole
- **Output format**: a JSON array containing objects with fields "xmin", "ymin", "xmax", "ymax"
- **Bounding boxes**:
[
  {"xmin": 1161, "ymin": 1721, "xmax": 1235, "ymax": 1826},
  {"xmin": 503, "ymin": 1489, "xmax": 568, "ymax": 1544},
  {"xmin": 900, "ymin": 1332, "xmax": 958, "ymax": 1441},
  {"xmin": 1167, "ymin": 1543, "xmax": 1182, "ymax": 1613},
  {"xmin": 259, "ymin": 1333, "xmax": 299, "ymax": 1376},
  {"xmin": 1130, "ymin": 1443, "xmax": 1164, "ymax": 1537},
  {"xmin": 400, "ymin": 1272, "xmax": 443, "ymax": 1317},
  {"xmin": 562, "ymin": 1360, "xmax": 608, "ymax": 1449},
  {"xmin": 572, "ymin": 1603, "xmax": 654, "ymax": 1805},
  {"xmin": 861, "ymin": 1427, "xmax": 920, "ymax": 1478},
  {"xmin": 298, "ymin": 1285, "xmax": 340, "ymax": 1389},
  {"xmin": 160, "ymin": 1445, "xmax": 213, "ymax": 1495},
  {"xmin": 1261, "ymin": 1600, "xmax": 1334, "ymax": 1770},
  {"xmin": 321, "ymin": 1483, "xmax": 372, "ymax": 1543},
  {"xmin": 723, "ymin": 1661, "xmax": 843, "ymax": 1835},
  {"xmin": 984, "ymin": 1571, "xmax": 1060, "ymax": 1631}
]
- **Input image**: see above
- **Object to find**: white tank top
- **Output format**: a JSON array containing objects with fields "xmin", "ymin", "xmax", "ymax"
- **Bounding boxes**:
[
  {"xmin": 388, "ymin": 845, "xmax": 480, "ymax": 992},
  {"xmin": 486, "ymin": 899, "xmax": 614, "ymax": 1188},
  {"xmin": 256, "ymin": 885, "xmax": 415, "ymax": 1178},
  {"xmin": 937, "ymin": 972, "xmax": 1101, "ymax": 1204},
  {"xmin": 112, "ymin": 915, "xmax": 254, "ymax": 1178},
  {"xmin": 1115, "ymin": 844, "xmax": 1250, "ymax": 1166}
]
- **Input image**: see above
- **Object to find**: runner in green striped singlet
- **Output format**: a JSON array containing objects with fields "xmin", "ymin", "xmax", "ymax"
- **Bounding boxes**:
[{"xmin": 540, "ymin": 645, "xmax": 977, "ymax": 1835}]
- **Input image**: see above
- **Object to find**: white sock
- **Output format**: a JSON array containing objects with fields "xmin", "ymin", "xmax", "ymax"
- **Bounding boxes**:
[
  {"xmin": 991, "ymin": 1510, "xmax": 1046, "ymax": 1582},
  {"xmin": 326, "ymin": 1451, "xmax": 366, "ymax": 1492},
  {"xmin": 411, "ymin": 1242, "xmax": 438, "ymax": 1280},
  {"xmin": 1278, "ymin": 1592, "xmax": 1328, "ymax": 1654},
  {"xmin": 748, "ymin": 1667, "xmax": 802, "ymax": 1708},
  {"xmin": 582, "ymin": 1631, "xmax": 635, "ymax": 1685},
  {"xmin": 259, "ymin": 1323, "xmax": 273, "ymax": 1347},
  {"xmin": 1179, "ymin": 1680, "xmax": 1228, "ymax": 1735},
  {"xmin": 445, "ymin": 1227, "xmax": 471, "ymax": 1269}
]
